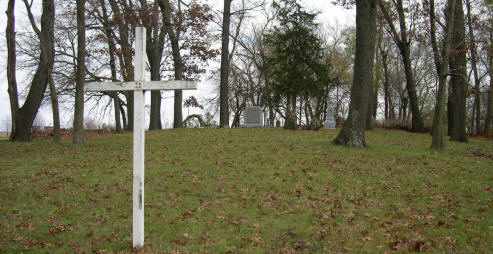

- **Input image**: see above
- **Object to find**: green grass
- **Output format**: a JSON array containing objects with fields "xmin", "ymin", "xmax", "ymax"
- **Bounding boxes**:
[{"xmin": 0, "ymin": 128, "xmax": 492, "ymax": 253}]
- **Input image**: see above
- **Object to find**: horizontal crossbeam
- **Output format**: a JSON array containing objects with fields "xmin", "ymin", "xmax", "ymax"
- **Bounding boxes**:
[{"xmin": 84, "ymin": 80, "xmax": 197, "ymax": 92}]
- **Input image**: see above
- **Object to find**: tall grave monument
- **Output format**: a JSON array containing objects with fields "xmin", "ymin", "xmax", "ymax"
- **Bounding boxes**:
[
  {"xmin": 324, "ymin": 104, "xmax": 336, "ymax": 129},
  {"xmin": 84, "ymin": 27, "xmax": 197, "ymax": 248}
]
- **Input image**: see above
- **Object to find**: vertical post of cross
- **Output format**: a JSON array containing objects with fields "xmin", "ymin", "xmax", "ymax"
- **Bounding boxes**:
[{"xmin": 133, "ymin": 26, "xmax": 146, "ymax": 248}]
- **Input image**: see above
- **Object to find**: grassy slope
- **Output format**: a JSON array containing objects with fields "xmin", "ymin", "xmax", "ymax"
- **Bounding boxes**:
[{"xmin": 0, "ymin": 128, "xmax": 492, "ymax": 253}]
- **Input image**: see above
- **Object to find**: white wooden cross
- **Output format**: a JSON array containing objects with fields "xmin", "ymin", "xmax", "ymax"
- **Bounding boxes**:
[{"xmin": 84, "ymin": 27, "xmax": 197, "ymax": 248}]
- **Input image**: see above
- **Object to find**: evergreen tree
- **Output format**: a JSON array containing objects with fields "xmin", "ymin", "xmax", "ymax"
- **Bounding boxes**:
[{"xmin": 263, "ymin": 0, "xmax": 330, "ymax": 130}]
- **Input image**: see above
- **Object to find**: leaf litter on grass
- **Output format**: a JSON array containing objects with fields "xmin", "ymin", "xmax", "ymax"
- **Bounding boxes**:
[{"xmin": 0, "ymin": 128, "xmax": 492, "ymax": 252}]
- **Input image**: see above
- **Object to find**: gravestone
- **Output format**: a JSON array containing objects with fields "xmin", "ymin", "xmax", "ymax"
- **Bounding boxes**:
[
  {"xmin": 241, "ymin": 106, "xmax": 263, "ymax": 127},
  {"xmin": 84, "ymin": 27, "xmax": 197, "ymax": 248},
  {"xmin": 323, "ymin": 104, "xmax": 336, "ymax": 129}
]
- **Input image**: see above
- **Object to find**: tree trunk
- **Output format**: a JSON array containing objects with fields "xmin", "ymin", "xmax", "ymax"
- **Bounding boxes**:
[
  {"xmin": 145, "ymin": 1, "xmax": 165, "ymax": 130},
  {"xmin": 485, "ymin": 30, "xmax": 493, "ymax": 136},
  {"xmin": 73, "ymin": 0, "xmax": 86, "ymax": 144},
  {"xmin": 400, "ymin": 43, "xmax": 424, "ymax": 132},
  {"xmin": 158, "ymin": 0, "xmax": 184, "ymax": 128},
  {"xmin": 113, "ymin": 93, "xmax": 122, "ymax": 133},
  {"xmin": 108, "ymin": 0, "xmax": 134, "ymax": 131},
  {"xmin": 219, "ymin": 0, "xmax": 232, "ymax": 128},
  {"xmin": 6, "ymin": 0, "xmax": 19, "ymax": 141},
  {"xmin": 382, "ymin": 52, "xmax": 390, "ymax": 120},
  {"xmin": 447, "ymin": 86, "xmax": 454, "ymax": 135},
  {"xmin": 48, "ymin": 71, "xmax": 61, "ymax": 143},
  {"xmin": 284, "ymin": 94, "xmax": 297, "ymax": 130},
  {"xmin": 269, "ymin": 106, "xmax": 275, "ymax": 126},
  {"xmin": 120, "ymin": 103, "xmax": 127, "ymax": 130},
  {"xmin": 125, "ymin": 92, "xmax": 134, "ymax": 130},
  {"xmin": 304, "ymin": 97, "xmax": 310, "ymax": 127},
  {"xmin": 148, "ymin": 53, "xmax": 163, "ymax": 130},
  {"xmin": 366, "ymin": 80, "xmax": 374, "ymax": 130},
  {"xmin": 378, "ymin": 0, "xmax": 424, "ymax": 132},
  {"xmin": 430, "ymin": 0, "xmax": 455, "ymax": 149},
  {"xmin": 449, "ymin": 0, "xmax": 468, "ymax": 142},
  {"xmin": 466, "ymin": 0, "xmax": 481, "ymax": 134},
  {"xmin": 173, "ymin": 90, "xmax": 183, "ymax": 128},
  {"xmin": 334, "ymin": 0, "xmax": 377, "ymax": 148},
  {"xmin": 99, "ymin": 0, "xmax": 121, "ymax": 132},
  {"xmin": 14, "ymin": 0, "xmax": 55, "ymax": 141},
  {"xmin": 402, "ymin": 96, "xmax": 408, "ymax": 122}
]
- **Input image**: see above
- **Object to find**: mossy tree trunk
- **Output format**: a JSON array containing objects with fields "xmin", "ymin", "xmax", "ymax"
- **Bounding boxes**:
[
  {"xmin": 334, "ymin": 0, "xmax": 377, "ymax": 148},
  {"xmin": 449, "ymin": 0, "xmax": 468, "ymax": 142}
]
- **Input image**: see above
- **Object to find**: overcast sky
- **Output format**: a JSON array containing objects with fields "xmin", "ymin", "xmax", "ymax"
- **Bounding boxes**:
[{"xmin": 0, "ymin": 1, "xmax": 354, "ymax": 131}]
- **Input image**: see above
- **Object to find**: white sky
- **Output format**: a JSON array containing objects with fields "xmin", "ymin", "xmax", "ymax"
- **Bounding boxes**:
[{"xmin": 0, "ymin": 0, "xmax": 354, "ymax": 131}]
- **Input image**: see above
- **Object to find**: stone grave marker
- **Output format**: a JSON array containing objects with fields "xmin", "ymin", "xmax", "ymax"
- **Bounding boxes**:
[
  {"xmin": 241, "ymin": 106, "xmax": 263, "ymax": 127},
  {"xmin": 323, "ymin": 104, "xmax": 336, "ymax": 129}
]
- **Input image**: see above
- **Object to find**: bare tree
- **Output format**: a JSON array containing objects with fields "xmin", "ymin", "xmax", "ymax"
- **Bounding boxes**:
[
  {"xmin": 378, "ymin": 0, "xmax": 425, "ymax": 132},
  {"xmin": 6, "ymin": 0, "xmax": 19, "ymax": 140},
  {"xmin": 12, "ymin": 0, "xmax": 55, "ymax": 141},
  {"xmin": 108, "ymin": 0, "xmax": 135, "ymax": 131},
  {"xmin": 334, "ymin": 0, "xmax": 377, "ymax": 148},
  {"xmin": 158, "ymin": 0, "xmax": 185, "ymax": 128},
  {"xmin": 486, "ymin": 28, "xmax": 493, "ymax": 136},
  {"xmin": 96, "ymin": 0, "xmax": 123, "ymax": 132},
  {"xmin": 430, "ymin": 0, "xmax": 456, "ymax": 149},
  {"xmin": 466, "ymin": 0, "xmax": 481, "ymax": 134},
  {"xmin": 140, "ymin": 0, "xmax": 166, "ymax": 130},
  {"xmin": 448, "ymin": 0, "xmax": 468, "ymax": 142},
  {"xmin": 219, "ymin": 0, "xmax": 233, "ymax": 128},
  {"xmin": 73, "ymin": 0, "xmax": 86, "ymax": 144}
]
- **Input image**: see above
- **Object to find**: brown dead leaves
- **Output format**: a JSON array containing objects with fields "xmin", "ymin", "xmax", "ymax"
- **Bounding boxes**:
[
  {"xmin": 467, "ymin": 147, "xmax": 493, "ymax": 160},
  {"xmin": 389, "ymin": 235, "xmax": 425, "ymax": 252},
  {"xmin": 48, "ymin": 223, "xmax": 74, "ymax": 235},
  {"xmin": 16, "ymin": 222, "xmax": 35, "ymax": 233}
]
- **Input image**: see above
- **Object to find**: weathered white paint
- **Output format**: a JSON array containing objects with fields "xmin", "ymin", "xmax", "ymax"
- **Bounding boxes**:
[
  {"xmin": 84, "ymin": 80, "xmax": 197, "ymax": 91},
  {"xmin": 132, "ymin": 26, "xmax": 146, "ymax": 248},
  {"xmin": 83, "ymin": 27, "xmax": 197, "ymax": 248}
]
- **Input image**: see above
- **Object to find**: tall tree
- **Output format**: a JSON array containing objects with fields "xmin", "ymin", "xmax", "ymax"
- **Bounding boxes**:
[
  {"xmin": 378, "ymin": 0, "xmax": 425, "ymax": 132},
  {"xmin": 140, "ymin": 0, "xmax": 166, "ymax": 130},
  {"xmin": 263, "ymin": 0, "xmax": 329, "ymax": 130},
  {"xmin": 430, "ymin": 0, "xmax": 456, "ymax": 149},
  {"xmin": 334, "ymin": 0, "xmax": 377, "ymax": 148},
  {"xmin": 449, "ymin": 0, "xmax": 468, "ymax": 142},
  {"xmin": 486, "ymin": 28, "xmax": 493, "ymax": 136},
  {"xmin": 73, "ymin": 0, "xmax": 86, "ymax": 144},
  {"xmin": 466, "ymin": 0, "xmax": 481, "ymax": 134},
  {"xmin": 6, "ymin": 0, "xmax": 19, "ymax": 140},
  {"xmin": 219, "ymin": 0, "xmax": 233, "ymax": 128},
  {"xmin": 12, "ymin": 0, "xmax": 55, "ymax": 141},
  {"xmin": 108, "ymin": 0, "xmax": 135, "ymax": 131},
  {"xmin": 48, "ymin": 68, "xmax": 61, "ymax": 143},
  {"xmin": 158, "ymin": 0, "xmax": 184, "ymax": 128},
  {"xmin": 96, "ymin": 0, "xmax": 123, "ymax": 132},
  {"xmin": 378, "ymin": 34, "xmax": 392, "ymax": 121}
]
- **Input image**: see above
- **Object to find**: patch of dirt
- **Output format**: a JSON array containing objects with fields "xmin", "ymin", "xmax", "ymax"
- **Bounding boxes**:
[{"xmin": 467, "ymin": 147, "xmax": 493, "ymax": 160}]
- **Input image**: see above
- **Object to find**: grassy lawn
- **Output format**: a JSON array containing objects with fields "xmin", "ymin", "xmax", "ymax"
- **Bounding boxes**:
[{"xmin": 0, "ymin": 128, "xmax": 492, "ymax": 253}]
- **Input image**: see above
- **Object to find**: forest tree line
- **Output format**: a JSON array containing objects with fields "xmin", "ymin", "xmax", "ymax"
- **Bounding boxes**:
[{"xmin": 4, "ymin": 0, "xmax": 493, "ymax": 149}]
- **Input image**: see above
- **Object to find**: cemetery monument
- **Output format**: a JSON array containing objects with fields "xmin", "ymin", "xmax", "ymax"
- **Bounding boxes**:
[
  {"xmin": 323, "ymin": 104, "xmax": 336, "ymax": 129},
  {"xmin": 241, "ymin": 106, "xmax": 263, "ymax": 128}
]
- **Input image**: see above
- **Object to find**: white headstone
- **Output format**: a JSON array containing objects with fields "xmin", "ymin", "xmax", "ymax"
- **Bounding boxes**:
[
  {"xmin": 241, "ymin": 106, "xmax": 263, "ymax": 127},
  {"xmin": 323, "ymin": 104, "xmax": 336, "ymax": 129},
  {"xmin": 84, "ymin": 27, "xmax": 197, "ymax": 248}
]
